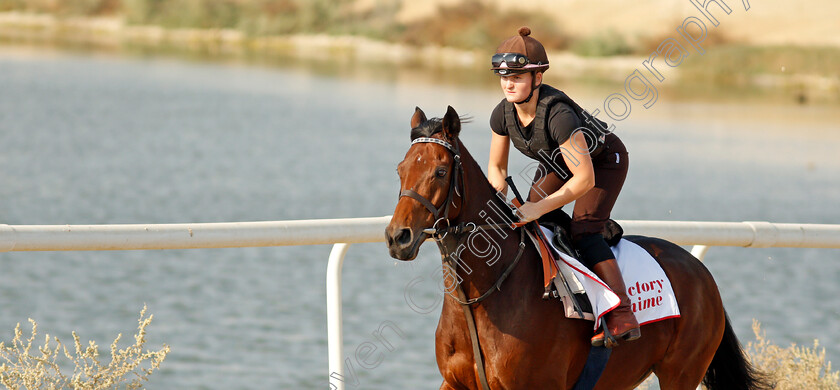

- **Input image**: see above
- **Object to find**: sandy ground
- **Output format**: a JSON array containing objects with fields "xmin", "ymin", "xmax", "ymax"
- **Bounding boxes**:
[{"xmin": 397, "ymin": 0, "xmax": 840, "ymax": 47}]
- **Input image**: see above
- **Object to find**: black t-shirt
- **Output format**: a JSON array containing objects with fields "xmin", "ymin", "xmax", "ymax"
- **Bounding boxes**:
[{"xmin": 489, "ymin": 99, "xmax": 581, "ymax": 145}]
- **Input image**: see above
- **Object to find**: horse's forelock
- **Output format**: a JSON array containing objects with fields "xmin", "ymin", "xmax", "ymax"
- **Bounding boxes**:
[
  {"xmin": 410, "ymin": 118, "xmax": 443, "ymax": 141},
  {"xmin": 409, "ymin": 115, "xmax": 472, "ymax": 141}
]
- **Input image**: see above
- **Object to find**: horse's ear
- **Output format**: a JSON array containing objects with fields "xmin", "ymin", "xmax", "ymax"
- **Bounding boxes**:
[
  {"xmin": 410, "ymin": 107, "xmax": 427, "ymax": 129},
  {"xmin": 442, "ymin": 105, "xmax": 461, "ymax": 139}
]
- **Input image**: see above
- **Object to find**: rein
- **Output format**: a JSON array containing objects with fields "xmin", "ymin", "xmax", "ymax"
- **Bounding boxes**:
[
  {"xmin": 439, "ymin": 229, "xmax": 527, "ymax": 306},
  {"xmin": 402, "ymin": 136, "xmax": 528, "ymax": 390}
]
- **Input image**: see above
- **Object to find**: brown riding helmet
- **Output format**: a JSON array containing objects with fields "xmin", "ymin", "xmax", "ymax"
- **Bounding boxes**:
[{"xmin": 491, "ymin": 26, "xmax": 550, "ymax": 75}]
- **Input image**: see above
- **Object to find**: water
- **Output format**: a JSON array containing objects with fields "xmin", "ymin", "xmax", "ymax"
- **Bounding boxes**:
[{"xmin": 1, "ymin": 46, "xmax": 839, "ymax": 389}]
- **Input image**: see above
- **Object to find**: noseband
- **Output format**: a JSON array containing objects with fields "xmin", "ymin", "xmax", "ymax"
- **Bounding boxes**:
[{"xmin": 399, "ymin": 137, "xmax": 464, "ymax": 239}]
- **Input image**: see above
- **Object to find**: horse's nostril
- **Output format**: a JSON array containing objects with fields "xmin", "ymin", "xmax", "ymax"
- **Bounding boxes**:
[{"xmin": 396, "ymin": 228, "xmax": 413, "ymax": 246}]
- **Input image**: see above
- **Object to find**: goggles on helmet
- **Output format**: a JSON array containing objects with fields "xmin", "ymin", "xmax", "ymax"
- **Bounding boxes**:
[{"xmin": 491, "ymin": 53, "xmax": 531, "ymax": 69}]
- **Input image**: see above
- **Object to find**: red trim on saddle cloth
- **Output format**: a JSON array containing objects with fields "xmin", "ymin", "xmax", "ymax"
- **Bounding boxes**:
[
  {"xmin": 557, "ymin": 255, "xmax": 611, "ymax": 291},
  {"xmin": 596, "ymin": 301, "xmax": 622, "ymax": 327},
  {"xmin": 640, "ymin": 315, "xmax": 681, "ymax": 326},
  {"xmin": 558, "ymin": 256, "xmax": 619, "ymax": 327}
]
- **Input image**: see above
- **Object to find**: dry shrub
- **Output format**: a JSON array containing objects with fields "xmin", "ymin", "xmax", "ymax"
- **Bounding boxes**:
[
  {"xmin": 747, "ymin": 320, "xmax": 840, "ymax": 390},
  {"xmin": 633, "ymin": 320, "xmax": 839, "ymax": 389},
  {"xmin": 0, "ymin": 306, "xmax": 169, "ymax": 390}
]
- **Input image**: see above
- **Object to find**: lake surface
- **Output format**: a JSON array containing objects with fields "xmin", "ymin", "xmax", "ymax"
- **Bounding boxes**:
[{"xmin": 1, "ymin": 46, "xmax": 839, "ymax": 389}]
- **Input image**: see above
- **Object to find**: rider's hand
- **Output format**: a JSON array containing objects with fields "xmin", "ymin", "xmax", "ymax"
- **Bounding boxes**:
[{"xmin": 515, "ymin": 201, "xmax": 548, "ymax": 223}]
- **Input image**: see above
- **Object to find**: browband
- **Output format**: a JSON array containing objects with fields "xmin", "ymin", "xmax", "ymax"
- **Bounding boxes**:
[{"xmin": 412, "ymin": 137, "xmax": 457, "ymax": 154}]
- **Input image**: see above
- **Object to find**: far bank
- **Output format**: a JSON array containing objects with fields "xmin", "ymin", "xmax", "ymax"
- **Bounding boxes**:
[{"xmin": 0, "ymin": 12, "xmax": 837, "ymax": 105}]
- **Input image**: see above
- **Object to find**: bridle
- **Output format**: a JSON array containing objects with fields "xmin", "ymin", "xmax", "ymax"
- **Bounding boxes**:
[
  {"xmin": 398, "ymin": 134, "xmax": 527, "ymax": 390},
  {"xmin": 399, "ymin": 136, "xmax": 469, "ymax": 241},
  {"xmin": 400, "ymin": 136, "xmax": 513, "ymax": 239},
  {"xmin": 398, "ymin": 136, "xmax": 526, "ymax": 306}
]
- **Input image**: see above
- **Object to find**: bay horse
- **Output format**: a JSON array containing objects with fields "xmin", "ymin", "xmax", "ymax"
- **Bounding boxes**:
[{"xmin": 385, "ymin": 106, "xmax": 771, "ymax": 390}]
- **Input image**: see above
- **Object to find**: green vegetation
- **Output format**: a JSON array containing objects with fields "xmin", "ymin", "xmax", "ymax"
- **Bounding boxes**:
[
  {"xmin": 398, "ymin": 0, "xmax": 567, "ymax": 51},
  {"xmin": 0, "ymin": 0, "xmax": 568, "ymax": 50},
  {"xmin": 0, "ymin": 0, "xmax": 120, "ymax": 16},
  {"xmin": 679, "ymin": 44, "xmax": 840, "ymax": 85},
  {"xmin": 570, "ymin": 30, "xmax": 633, "ymax": 57},
  {"xmin": 0, "ymin": 0, "xmax": 837, "ymax": 100},
  {"xmin": 672, "ymin": 44, "xmax": 840, "ymax": 103},
  {"xmin": 0, "ymin": 307, "xmax": 169, "ymax": 390},
  {"xmin": 122, "ymin": 0, "xmax": 357, "ymax": 35}
]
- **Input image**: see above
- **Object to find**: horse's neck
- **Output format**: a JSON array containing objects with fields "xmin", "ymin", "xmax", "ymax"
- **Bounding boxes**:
[
  {"xmin": 449, "ymin": 141, "xmax": 539, "ymax": 299},
  {"xmin": 452, "ymin": 141, "xmax": 508, "ymax": 228}
]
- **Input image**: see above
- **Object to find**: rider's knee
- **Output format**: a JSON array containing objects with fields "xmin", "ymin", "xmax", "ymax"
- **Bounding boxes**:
[{"xmin": 575, "ymin": 233, "xmax": 613, "ymax": 269}]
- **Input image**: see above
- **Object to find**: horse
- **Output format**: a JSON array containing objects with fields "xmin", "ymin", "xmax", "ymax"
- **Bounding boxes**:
[{"xmin": 385, "ymin": 106, "xmax": 771, "ymax": 390}]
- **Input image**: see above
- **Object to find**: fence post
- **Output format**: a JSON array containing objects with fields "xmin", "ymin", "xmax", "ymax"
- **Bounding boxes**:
[
  {"xmin": 327, "ymin": 243, "xmax": 350, "ymax": 390},
  {"xmin": 691, "ymin": 245, "xmax": 710, "ymax": 261}
]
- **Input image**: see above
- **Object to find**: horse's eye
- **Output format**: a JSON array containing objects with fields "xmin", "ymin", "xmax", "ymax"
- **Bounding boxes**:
[{"xmin": 436, "ymin": 167, "xmax": 447, "ymax": 178}]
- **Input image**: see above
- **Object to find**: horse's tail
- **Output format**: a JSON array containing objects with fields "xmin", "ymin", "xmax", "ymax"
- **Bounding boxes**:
[{"xmin": 702, "ymin": 311, "xmax": 774, "ymax": 390}]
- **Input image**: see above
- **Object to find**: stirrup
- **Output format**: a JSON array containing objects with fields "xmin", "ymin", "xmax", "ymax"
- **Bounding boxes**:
[
  {"xmin": 591, "ymin": 323, "xmax": 641, "ymax": 348},
  {"xmin": 591, "ymin": 322, "xmax": 615, "ymax": 348}
]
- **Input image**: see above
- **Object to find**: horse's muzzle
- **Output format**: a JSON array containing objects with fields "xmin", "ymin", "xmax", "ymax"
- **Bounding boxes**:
[{"xmin": 385, "ymin": 225, "xmax": 425, "ymax": 260}]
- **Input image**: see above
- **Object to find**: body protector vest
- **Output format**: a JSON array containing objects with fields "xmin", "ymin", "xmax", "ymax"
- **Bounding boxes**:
[{"xmin": 503, "ymin": 84, "xmax": 609, "ymax": 163}]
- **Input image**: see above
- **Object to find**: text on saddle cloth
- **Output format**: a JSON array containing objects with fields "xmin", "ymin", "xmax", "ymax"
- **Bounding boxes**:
[{"xmin": 537, "ymin": 226, "xmax": 681, "ymax": 330}]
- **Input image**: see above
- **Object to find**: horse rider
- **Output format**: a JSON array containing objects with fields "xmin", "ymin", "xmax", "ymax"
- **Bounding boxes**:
[{"xmin": 486, "ymin": 26, "xmax": 640, "ymax": 346}]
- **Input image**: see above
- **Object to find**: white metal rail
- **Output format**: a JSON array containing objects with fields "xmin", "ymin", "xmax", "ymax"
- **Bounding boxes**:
[
  {"xmin": 2, "ymin": 218, "xmax": 839, "ymax": 390},
  {"xmin": 0, "ymin": 217, "xmax": 390, "ymax": 251}
]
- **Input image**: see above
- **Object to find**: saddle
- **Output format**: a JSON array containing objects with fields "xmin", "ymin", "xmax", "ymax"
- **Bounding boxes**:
[
  {"xmin": 539, "ymin": 208, "xmax": 624, "ymax": 258},
  {"xmin": 531, "ymin": 208, "xmax": 624, "ymax": 321}
]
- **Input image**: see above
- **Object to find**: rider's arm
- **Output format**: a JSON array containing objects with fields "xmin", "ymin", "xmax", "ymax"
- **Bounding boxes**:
[
  {"xmin": 535, "ymin": 130, "xmax": 595, "ymax": 213},
  {"xmin": 487, "ymin": 131, "xmax": 510, "ymax": 196},
  {"xmin": 516, "ymin": 130, "xmax": 594, "ymax": 222}
]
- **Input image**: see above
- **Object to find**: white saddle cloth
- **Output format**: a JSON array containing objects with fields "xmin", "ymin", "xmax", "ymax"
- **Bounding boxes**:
[{"xmin": 539, "ymin": 226, "xmax": 681, "ymax": 330}]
